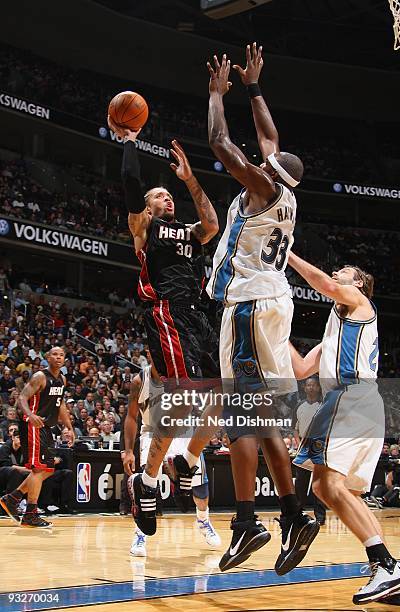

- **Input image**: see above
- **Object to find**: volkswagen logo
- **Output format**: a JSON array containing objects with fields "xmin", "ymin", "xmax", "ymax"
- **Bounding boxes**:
[{"xmin": 0, "ymin": 219, "xmax": 10, "ymax": 236}]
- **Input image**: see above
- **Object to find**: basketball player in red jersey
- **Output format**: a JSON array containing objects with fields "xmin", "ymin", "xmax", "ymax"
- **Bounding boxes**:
[
  {"xmin": 108, "ymin": 116, "xmax": 219, "ymax": 535},
  {"xmin": 0, "ymin": 347, "xmax": 75, "ymax": 528}
]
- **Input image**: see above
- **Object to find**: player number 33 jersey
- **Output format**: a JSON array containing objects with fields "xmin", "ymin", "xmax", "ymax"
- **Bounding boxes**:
[{"xmin": 207, "ymin": 184, "xmax": 296, "ymax": 303}]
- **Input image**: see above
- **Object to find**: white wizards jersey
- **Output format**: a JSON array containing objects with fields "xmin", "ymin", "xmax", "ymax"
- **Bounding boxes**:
[
  {"xmin": 138, "ymin": 366, "xmax": 164, "ymax": 433},
  {"xmin": 319, "ymin": 303, "xmax": 379, "ymax": 395},
  {"xmin": 207, "ymin": 184, "xmax": 296, "ymax": 303}
]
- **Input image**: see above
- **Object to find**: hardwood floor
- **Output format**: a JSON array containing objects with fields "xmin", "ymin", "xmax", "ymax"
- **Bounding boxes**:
[{"xmin": 1, "ymin": 509, "xmax": 399, "ymax": 611}]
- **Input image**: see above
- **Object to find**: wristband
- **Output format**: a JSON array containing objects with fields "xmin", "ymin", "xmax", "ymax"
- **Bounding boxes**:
[{"xmin": 247, "ymin": 83, "xmax": 262, "ymax": 99}]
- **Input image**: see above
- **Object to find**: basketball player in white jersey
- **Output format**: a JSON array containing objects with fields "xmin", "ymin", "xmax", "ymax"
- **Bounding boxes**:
[
  {"xmin": 122, "ymin": 364, "xmax": 221, "ymax": 556},
  {"xmin": 288, "ymin": 252, "xmax": 400, "ymax": 604},
  {"xmin": 184, "ymin": 46, "xmax": 318, "ymax": 573}
]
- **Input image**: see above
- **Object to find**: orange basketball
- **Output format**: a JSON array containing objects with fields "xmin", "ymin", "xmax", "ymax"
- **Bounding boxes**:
[{"xmin": 108, "ymin": 91, "xmax": 149, "ymax": 132}]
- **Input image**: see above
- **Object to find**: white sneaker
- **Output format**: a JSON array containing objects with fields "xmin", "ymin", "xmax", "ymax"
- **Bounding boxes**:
[
  {"xmin": 197, "ymin": 519, "xmax": 221, "ymax": 549},
  {"xmin": 353, "ymin": 560, "xmax": 400, "ymax": 604},
  {"xmin": 130, "ymin": 532, "xmax": 147, "ymax": 557}
]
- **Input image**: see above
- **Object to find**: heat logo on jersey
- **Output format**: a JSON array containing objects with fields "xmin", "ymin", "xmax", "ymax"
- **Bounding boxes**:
[
  {"xmin": 76, "ymin": 462, "xmax": 91, "ymax": 502},
  {"xmin": 48, "ymin": 386, "xmax": 64, "ymax": 395}
]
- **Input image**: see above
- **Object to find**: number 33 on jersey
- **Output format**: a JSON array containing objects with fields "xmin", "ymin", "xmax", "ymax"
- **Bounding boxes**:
[{"xmin": 208, "ymin": 184, "xmax": 296, "ymax": 303}]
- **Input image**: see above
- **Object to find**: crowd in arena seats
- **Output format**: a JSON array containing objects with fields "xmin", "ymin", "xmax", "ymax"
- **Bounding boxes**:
[
  {"xmin": 0, "ymin": 297, "xmax": 148, "ymax": 436},
  {"xmin": 1, "ymin": 43, "xmax": 396, "ymax": 184},
  {"xmin": 306, "ymin": 224, "xmax": 400, "ymax": 297},
  {"xmin": 0, "ymin": 294, "xmax": 152, "ymax": 511},
  {"xmin": 0, "ymin": 157, "xmax": 129, "ymax": 242}
]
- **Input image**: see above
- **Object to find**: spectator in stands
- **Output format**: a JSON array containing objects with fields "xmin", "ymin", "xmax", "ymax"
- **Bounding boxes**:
[
  {"xmin": 69, "ymin": 414, "xmax": 82, "ymax": 438},
  {"xmin": 82, "ymin": 416, "xmax": 95, "ymax": 435},
  {"xmin": 390, "ymin": 444, "xmax": 400, "ymax": 458},
  {"xmin": 0, "ymin": 370, "xmax": 16, "ymax": 395},
  {"xmin": 84, "ymin": 392, "xmax": 95, "ymax": 414},
  {"xmin": 0, "ymin": 430, "xmax": 30, "ymax": 500},
  {"xmin": 15, "ymin": 355, "xmax": 32, "ymax": 375},
  {"xmin": 88, "ymin": 426, "xmax": 100, "ymax": 438},
  {"xmin": 15, "ymin": 369, "xmax": 30, "ymax": 392},
  {"xmin": 0, "ymin": 406, "xmax": 18, "ymax": 437},
  {"xmin": 57, "ymin": 427, "xmax": 75, "ymax": 447},
  {"xmin": 100, "ymin": 420, "xmax": 117, "ymax": 443}
]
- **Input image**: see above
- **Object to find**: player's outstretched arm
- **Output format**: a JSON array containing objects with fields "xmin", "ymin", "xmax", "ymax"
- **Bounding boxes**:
[
  {"xmin": 233, "ymin": 42, "xmax": 279, "ymax": 159},
  {"xmin": 18, "ymin": 372, "xmax": 46, "ymax": 428},
  {"xmin": 169, "ymin": 140, "xmax": 219, "ymax": 244},
  {"xmin": 207, "ymin": 54, "xmax": 275, "ymax": 200},
  {"xmin": 288, "ymin": 252, "xmax": 366, "ymax": 307},
  {"xmin": 289, "ymin": 341, "xmax": 322, "ymax": 380},
  {"xmin": 108, "ymin": 116, "xmax": 151, "ymax": 248},
  {"xmin": 123, "ymin": 375, "xmax": 141, "ymax": 475}
]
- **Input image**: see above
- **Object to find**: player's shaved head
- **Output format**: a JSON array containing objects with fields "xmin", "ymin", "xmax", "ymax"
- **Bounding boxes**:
[
  {"xmin": 46, "ymin": 346, "xmax": 65, "ymax": 368},
  {"xmin": 47, "ymin": 346, "xmax": 65, "ymax": 356},
  {"xmin": 261, "ymin": 151, "xmax": 304, "ymax": 188},
  {"xmin": 276, "ymin": 152, "xmax": 304, "ymax": 184}
]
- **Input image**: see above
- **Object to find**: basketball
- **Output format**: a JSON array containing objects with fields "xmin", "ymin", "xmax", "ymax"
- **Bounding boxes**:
[{"xmin": 108, "ymin": 91, "xmax": 149, "ymax": 132}]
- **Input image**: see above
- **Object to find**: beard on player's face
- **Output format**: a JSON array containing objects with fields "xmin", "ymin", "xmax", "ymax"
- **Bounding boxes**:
[{"xmin": 159, "ymin": 209, "xmax": 175, "ymax": 222}]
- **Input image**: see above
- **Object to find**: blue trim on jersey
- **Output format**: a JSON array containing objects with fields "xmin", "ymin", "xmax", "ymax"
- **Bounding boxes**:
[
  {"xmin": 213, "ymin": 213, "xmax": 246, "ymax": 301},
  {"xmin": 338, "ymin": 320, "xmax": 363, "ymax": 385},
  {"xmin": 231, "ymin": 301, "xmax": 263, "ymax": 393},
  {"xmin": 294, "ymin": 388, "xmax": 344, "ymax": 467}
]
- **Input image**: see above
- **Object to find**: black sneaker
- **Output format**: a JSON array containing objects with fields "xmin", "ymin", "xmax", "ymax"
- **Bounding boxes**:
[
  {"xmin": 129, "ymin": 473, "xmax": 157, "ymax": 536},
  {"xmin": 219, "ymin": 515, "xmax": 271, "ymax": 572},
  {"xmin": 21, "ymin": 512, "xmax": 53, "ymax": 528},
  {"xmin": 353, "ymin": 559, "xmax": 400, "ymax": 604},
  {"xmin": 274, "ymin": 511, "xmax": 320, "ymax": 575},
  {"xmin": 379, "ymin": 592, "xmax": 400, "ymax": 605},
  {"xmin": 172, "ymin": 455, "xmax": 198, "ymax": 512},
  {"xmin": 0, "ymin": 493, "xmax": 22, "ymax": 525}
]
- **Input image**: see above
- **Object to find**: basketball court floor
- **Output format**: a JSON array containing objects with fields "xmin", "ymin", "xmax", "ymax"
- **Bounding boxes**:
[{"xmin": 1, "ymin": 509, "xmax": 399, "ymax": 611}]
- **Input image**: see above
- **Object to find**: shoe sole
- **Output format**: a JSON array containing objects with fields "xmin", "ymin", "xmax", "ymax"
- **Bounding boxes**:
[
  {"xmin": 132, "ymin": 476, "xmax": 157, "ymax": 536},
  {"xmin": 353, "ymin": 579, "xmax": 400, "ymax": 605},
  {"xmin": 219, "ymin": 531, "xmax": 272, "ymax": 572},
  {"xmin": 379, "ymin": 593, "xmax": 400, "ymax": 605},
  {"xmin": 275, "ymin": 521, "xmax": 320, "ymax": 576},
  {"xmin": 0, "ymin": 499, "xmax": 21, "ymax": 525},
  {"xmin": 130, "ymin": 550, "xmax": 147, "ymax": 557}
]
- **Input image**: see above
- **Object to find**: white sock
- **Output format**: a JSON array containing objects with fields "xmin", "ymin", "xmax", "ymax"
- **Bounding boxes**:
[
  {"xmin": 363, "ymin": 535, "xmax": 383, "ymax": 548},
  {"xmin": 135, "ymin": 528, "xmax": 146, "ymax": 539},
  {"xmin": 197, "ymin": 508, "xmax": 209, "ymax": 521},
  {"xmin": 142, "ymin": 471, "xmax": 158, "ymax": 489},
  {"xmin": 183, "ymin": 449, "xmax": 198, "ymax": 469}
]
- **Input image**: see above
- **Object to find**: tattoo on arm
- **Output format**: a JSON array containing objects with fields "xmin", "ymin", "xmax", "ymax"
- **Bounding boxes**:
[
  {"xmin": 185, "ymin": 175, "xmax": 218, "ymax": 242},
  {"xmin": 20, "ymin": 373, "xmax": 45, "ymax": 401}
]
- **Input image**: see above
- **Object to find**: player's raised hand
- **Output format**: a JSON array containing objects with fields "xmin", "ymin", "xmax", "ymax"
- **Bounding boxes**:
[
  {"xmin": 233, "ymin": 42, "xmax": 263, "ymax": 85},
  {"xmin": 169, "ymin": 140, "xmax": 193, "ymax": 181},
  {"xmin": 107, "ymin": 114, "xmax": 141, "ymax": 142},
  {"xmin": 207, "ymin": 54, "xmax": 232, "ymax": 96}
]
